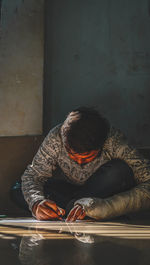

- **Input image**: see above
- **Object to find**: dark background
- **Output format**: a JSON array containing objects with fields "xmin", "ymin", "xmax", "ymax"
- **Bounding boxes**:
[
  {"xmin": 0, "ymin": 0, "xmax": 150, "ymax": 214},
  {"xmin": 44, "ymin": 0, "xmax": 150, "ymax": 147}
]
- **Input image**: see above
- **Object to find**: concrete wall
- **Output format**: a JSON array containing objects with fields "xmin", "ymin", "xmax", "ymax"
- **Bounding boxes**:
[
  {"xmin": 0, "ymin": 0, "xmax": 44, "ymax": 213},
  {"xmin": 0, "ymin": 0, "xmax": 44, "ymax": 136},
  {"xmin": 45, "ymin": 0, "xmax": 150, "ymax": 147}
]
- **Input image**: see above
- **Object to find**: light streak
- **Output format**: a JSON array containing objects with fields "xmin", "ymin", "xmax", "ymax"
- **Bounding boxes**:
[{"xmin": 0, "ymin": 219, "xmax": 150, "ymax": 239}]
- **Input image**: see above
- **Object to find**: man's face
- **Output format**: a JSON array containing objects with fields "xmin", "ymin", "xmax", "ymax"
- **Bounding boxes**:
[{"xmin": 66, "ymin": 146, "xmax": 99, "ymax": 165}]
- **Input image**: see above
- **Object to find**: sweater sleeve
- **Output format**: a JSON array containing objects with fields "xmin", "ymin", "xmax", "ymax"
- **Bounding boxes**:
[
  {"xmin": 75, "ymin": 129, "xmax": 150, "ymax": 220},
  {"xmin": 21, "ymin": 126, "xmax": 60, "ymax": 211}
]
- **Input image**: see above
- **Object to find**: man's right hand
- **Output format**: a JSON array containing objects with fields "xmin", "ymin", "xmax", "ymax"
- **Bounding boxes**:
[{"xmin": 32, "ymin": 200, "xmax": 65, "ymax": 220}]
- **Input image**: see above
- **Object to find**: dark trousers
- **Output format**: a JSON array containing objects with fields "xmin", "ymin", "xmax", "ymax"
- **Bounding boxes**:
[{"xmin": 10, "ymin": 159, "xmax": 136, "ymax": 214}]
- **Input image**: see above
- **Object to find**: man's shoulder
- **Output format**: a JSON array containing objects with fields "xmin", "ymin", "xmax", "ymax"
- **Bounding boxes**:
[
  {"xmin": 104, "ymin": 126, "xmax": 127, "ymax": 149},
  {"xmin": 48, "ymin": 123, "xmax": 62, "ymax": 138},
  {"xmin": 43, "ymin": 123, "xmax": 63, "ymax": 148},
  {"xmin": 108, "ymin": 126, "xmax": 126, "ymax": 140}
]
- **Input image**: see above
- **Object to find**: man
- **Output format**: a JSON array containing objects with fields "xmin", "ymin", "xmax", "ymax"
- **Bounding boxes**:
[{"xmin": 21, "ymin": 107, "xmax": 150, "ymax": 221}]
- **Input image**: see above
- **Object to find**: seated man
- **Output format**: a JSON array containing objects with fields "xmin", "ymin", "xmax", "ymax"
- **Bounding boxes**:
[{"xmin": 21, "ymin": 107, "xmax": 150, "ymax": 221}]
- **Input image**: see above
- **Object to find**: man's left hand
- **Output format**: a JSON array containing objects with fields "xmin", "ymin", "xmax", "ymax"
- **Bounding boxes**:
[{"xmin": 66, "ymin": 204, "xmax": 86, "ymax": 222}]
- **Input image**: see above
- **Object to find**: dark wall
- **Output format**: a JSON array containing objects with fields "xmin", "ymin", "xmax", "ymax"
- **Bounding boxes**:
[
  {"xmin": 0, "ymin": 136, "xmax": 42, "ymax": 214},
  {"xmin": 44, "ymin": 0, "xmax": 150, "ymax": 147}
]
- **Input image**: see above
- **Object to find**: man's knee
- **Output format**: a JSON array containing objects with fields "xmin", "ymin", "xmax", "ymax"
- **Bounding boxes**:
[
  {"xmin": 101, "ymin": 158, "xmax": 135, "ymax": 190},
  {"xmin": 106, "ymin": 158, "xmax": 133, "ymax": 177},
  {"xmin": 84, "ymin": 158, "xmax": 136, "ymax": 198}
]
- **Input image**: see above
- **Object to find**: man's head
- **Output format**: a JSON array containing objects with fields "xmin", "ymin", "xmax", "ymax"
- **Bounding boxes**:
[{"xmin": 61, "ymin": 107, "xmax": 110, "ymax": 164}]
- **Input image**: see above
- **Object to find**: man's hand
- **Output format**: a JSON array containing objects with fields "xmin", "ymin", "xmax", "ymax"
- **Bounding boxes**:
[
  {"xmin": 66, "ymin": 204, "xmax": 86, "ymax": 222},
  {"xmin": 32, "ymin": 200, "xmax": 65, "ymax": 220}
]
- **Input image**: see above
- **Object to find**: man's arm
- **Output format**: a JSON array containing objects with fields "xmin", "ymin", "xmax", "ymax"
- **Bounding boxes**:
[
  {"xmin": 73, "ymin": 181, "xmax": 150, "ymax": 220},
  {"xmin": 21, "ymin": 126, "xmax": 60, "ymax": 213},
  {"xmin": 70, "ymin": 129, "xmax": 150, "ymax": 220}
]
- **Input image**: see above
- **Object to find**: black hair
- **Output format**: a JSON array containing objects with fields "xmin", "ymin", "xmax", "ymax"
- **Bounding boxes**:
[{"xmin": 61, "ymin": 106, "xmax": 110, "ymax": 153}]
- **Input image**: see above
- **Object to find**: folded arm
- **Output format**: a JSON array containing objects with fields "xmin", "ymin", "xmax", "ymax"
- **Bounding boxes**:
[{"xmin": 21, "ymin": 128, "xmax": 59, "ymax": 212}]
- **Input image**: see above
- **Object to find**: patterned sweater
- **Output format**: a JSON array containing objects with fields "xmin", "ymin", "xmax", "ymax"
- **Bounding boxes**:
[{"xmin": 21, "ymin": 124, "xmax": 150, "ymax": 219}]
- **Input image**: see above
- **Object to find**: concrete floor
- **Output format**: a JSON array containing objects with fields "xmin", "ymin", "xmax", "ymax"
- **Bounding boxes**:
[{"xmin": 0, "ymin": 217, "xmax": 150, "ymax": 265}]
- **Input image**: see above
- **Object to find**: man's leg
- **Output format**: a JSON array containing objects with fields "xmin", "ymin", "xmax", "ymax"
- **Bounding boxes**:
[
  {"xmin": 43, "ymin": 159, "xmax": 136, "ymax": 215},
  {"xmin": 43, "ymin": 178, "xmax": 80, "ymax": 210},
  {"xmin": 10, "ymin": 159, "xmax": 135, "ymax": 215},
  {"xmin": 78, "ymin": 158, "xmax": 135, "ymax": 198},
  {"xmin": 66, "ymin": 159, "xmax": 136, "ymax": 213},
  {"xmin": 10, "ymin": 167, "xmax": 79, "ymax": 213}
]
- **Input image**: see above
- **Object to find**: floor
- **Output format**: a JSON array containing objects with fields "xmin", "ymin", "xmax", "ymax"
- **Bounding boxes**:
[{"xmin": 0, "ymin": 216, "xmax": 150, "ymax": 265}]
